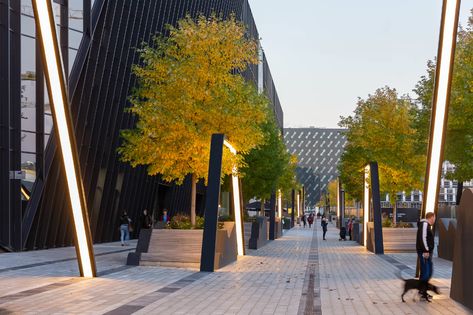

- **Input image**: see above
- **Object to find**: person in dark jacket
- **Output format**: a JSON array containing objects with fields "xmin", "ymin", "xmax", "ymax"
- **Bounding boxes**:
[
  {"xmin": 141, "ymin": 209, "xmax": 152, "ymax": 229},
  {"xmin": 416, "ymin": 212, "xmax": 436, "ymax": 299},
  {"xmin": 321, "ymin": 215, "xmax": 328, "ymax": 240}
]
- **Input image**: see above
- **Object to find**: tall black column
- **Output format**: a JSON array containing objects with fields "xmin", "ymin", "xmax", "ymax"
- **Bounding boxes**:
[
  {"xmin": 200, "ymin": 134, "xmax": 224, "ymax": 272},
  {"xmin": 370, "ymin": 162, "xmax": 384, "ymax": 255}
]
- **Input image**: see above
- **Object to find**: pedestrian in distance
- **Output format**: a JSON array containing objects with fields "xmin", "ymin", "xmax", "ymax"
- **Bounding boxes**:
[
  {"xmin": 119, "ymin": 211, "xmax": 132, "ymax": 246},
  {"xmin": 301, "ymin": 214, "xmax": 307, "ymax": 228},
  {"xmin": 347, "ymin": 217, "xmax": 353, "ymax": 241},
  {"xmin": 321, "ymin": 215, "xmax": 328, "ymax": 240},
  {"xmin": 141, "ymin": 209, "xmax": 152, "ymax": 229},
  {"xmin": 416, "ymin": 212, "xmax": 436, "ymax": 301},
  {"xmin": 308, "ymin": 213, "xmax": 314, "ymax": 228}
]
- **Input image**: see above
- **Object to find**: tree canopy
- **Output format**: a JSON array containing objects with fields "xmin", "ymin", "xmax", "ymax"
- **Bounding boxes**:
[
  {"xmin": 118, "ymin": 15, "xmax": 269, "ymax": 184},
  {"xmin": 240, "ymin": 115, "xmax": 297, "ymax": 203},
  {"xmin": 338, "ymin": 87, "xmax": 424, "ymax": 207},
  {"xmin": 413, "ymin": 11, "xmax": 473, "ymax": 182}
]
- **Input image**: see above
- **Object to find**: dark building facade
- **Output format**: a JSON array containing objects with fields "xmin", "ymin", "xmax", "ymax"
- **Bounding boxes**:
[
  {"xmin": 284, "ymin": 128, "xmax": 347, "ymax": 208},
  {"xmin": 0, "ymin": 0, "xmax": 282, "ymax": 251}
]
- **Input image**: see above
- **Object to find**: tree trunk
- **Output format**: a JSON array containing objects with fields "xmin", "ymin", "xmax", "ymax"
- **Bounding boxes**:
[
  {"xmin": 456, "ymin": 181, "xmax": 463, "ymax": 205},
  {"xmin": 191, "ymin": 173, "xmax": 197, "ymax": 227},
  {"xmin": 392, "ymin": 203, "xmax": 397, "ymax": 225},
  {"xmin": 260, "ymin": 198, "xmax": 265, "ymax": 216}
]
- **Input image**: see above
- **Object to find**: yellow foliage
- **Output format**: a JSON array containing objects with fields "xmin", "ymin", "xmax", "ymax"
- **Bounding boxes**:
[{"xmin": 119, "ymin": 15, "xmax": 268, "ymax": 184}]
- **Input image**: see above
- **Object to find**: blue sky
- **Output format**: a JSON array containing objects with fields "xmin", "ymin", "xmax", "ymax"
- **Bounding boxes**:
[{"xmin": 248, "ymin": 0, "xmax": 472, "ymax": 128}]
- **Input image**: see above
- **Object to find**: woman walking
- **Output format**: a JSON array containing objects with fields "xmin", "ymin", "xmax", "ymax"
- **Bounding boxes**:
[
  {"xmin": 119, "ymin": 211, "xmax": 131, "ymax": 246},
  {"xmin": 321, "ymin": 215, "xmax": 328, "ymax": 240}
]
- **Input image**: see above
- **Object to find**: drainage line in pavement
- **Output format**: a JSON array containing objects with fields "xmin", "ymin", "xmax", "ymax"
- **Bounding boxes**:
[{"xmin": 298, "ymin": 226, "xmax": 322, "ymax": 315}]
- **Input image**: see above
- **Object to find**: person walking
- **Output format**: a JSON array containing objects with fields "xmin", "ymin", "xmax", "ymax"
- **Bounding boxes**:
[
  {"xmin": 308, "ymin": 213, "xmax": 314, "ymax": 228},
  {"xmin": 347, "ymin": 217, "xmax": 353, "ymax": 241},
  {"xmin": 301, "ymin": 214, "xmax": 307, "ymax": 228},
  {"xmin": 321, "ymin": 215, "xmax": 328, "ymax": 240},
  {"xmin": 141, "ymin": 209, "xmax": 152, "ymax": 229},
  {"xmin": 119, "ymin": 211, "xmax": 131, "ymax": 246},
  {"xmin": 416, "ymin": 212, "xmax": 436, "ymax": 300}
]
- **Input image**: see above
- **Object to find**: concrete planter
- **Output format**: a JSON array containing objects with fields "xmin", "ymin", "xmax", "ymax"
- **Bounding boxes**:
[
  {"xmin": 248, "ymin": 216, "xmax": 269, "ymax": 249},
  {"xmin": 136, "ymin": 222, "xmax": 237, "ymax": 269},
  {"xmin": 438, "ymin": 218, "xmax": 456, "ymax": 261},
  {"xmin": 367, "ymin": 224, "xmax": 416, "ymax": 253}
]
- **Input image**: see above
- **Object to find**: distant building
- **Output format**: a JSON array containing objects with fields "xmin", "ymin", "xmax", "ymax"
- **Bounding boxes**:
[{"xmin": 284, "ymin": 128, "xmax": 347, "ymax": 207}]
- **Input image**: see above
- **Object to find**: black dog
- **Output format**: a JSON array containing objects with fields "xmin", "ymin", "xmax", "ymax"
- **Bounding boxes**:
[{"xmin": 397, "ymin": 271, "xmax": 440, "ymax": 302}]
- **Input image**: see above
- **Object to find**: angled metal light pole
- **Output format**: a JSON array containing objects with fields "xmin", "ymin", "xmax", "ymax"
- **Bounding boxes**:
[
  {"xmin": 32, "ymin": 0, "xmax": 96, "ymax": 277},
  {"xmin": 422, "ymin": 0, "xmax": 461, "ymax": 218}
]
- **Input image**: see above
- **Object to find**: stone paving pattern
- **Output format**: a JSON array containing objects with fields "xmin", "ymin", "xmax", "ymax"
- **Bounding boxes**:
[{"xmin": 0, "ymin": 223, "xmax": 471, "ymax": 314}]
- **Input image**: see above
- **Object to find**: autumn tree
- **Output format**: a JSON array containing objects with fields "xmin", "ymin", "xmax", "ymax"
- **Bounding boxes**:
[
  {"xmin": 240, "ymin": 114, "xmax": 296, "ymax": 212},
  {"xmin": 339, "ymin": 87, "xmax": 424, "ymax": 223},
  {"xmin": 413, "ymin": 10, "xmax": 473, "ymax": 202},
  {"xmin": 119, "ymin": 15, "xmax": 268, "ymax": 226}
]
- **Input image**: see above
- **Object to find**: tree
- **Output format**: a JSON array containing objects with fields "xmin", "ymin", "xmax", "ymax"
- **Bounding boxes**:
[
  {"xmin": 240, "ymin": 115, "xmax": 294, "ymax": 211},
  {"xmin": 413, "ymin": 10, "xmax": 473, "ymax": 202},
  {"xmin": 118, "ymin": 15, "xmax": 269, "ymax": 226},
  {"xmin": 339, "ymin": 87, "xmax": 424, "ymax": 223}
]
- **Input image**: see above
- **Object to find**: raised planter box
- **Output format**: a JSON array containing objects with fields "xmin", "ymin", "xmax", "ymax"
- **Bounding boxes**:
[
  {"xmin": 438, "ymin": 218, "xmax": 456, "ymax": 261},
  {"xmin": 137, "ymin": 222, "xmax": 237, "ymax": 269},
  {"xmin": 367, "ymin": 223, "xmax": 416, "ymax": 253},
  {"xmin": 248, "ymin": 216, "xmax": 269, "ymax": 249}
]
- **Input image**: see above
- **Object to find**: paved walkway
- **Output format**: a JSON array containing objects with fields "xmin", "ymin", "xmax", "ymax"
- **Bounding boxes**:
[{"xmin": 0, "ymin": 223, "xmax": 471, "ymax": 314}]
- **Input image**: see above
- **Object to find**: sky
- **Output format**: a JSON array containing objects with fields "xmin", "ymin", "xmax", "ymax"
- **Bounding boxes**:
[{"xmin": 248, "ymin": 0, "xmax": 472, "ymax": 128}]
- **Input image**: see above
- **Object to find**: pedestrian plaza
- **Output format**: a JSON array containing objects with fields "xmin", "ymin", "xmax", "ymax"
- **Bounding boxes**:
[{"xmin": 0, "ymin": 223, "xmax": 470, "ymax": 315}]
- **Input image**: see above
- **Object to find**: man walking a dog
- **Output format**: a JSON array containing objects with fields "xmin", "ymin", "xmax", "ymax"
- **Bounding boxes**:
[{"xmin": 416, "ymin": 212, "xmax": 436, "ymax": 300}]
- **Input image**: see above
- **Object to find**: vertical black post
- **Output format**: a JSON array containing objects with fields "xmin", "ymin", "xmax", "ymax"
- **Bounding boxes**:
[
  {"xmin": 60, "ymin": 0, "xmax": 68, "ymax": 80},
  {"xmin": 10, "ymin": 0, "xmax": 22, "ymax": 250},
  {"xmin": 83, "ymin": 0, "xmax": 91, "ymax": 37},
  {"xmin": 200, "ymin": 134, "xmax": 224, "ymax": 272},
  {"xmin": 36, "ymin": 28, "xmax": 44, "ymax": 180},
  {"xmin": 291, "ymin": 189, "xmax": 295, "ymax": 228},
  {"xmin": 269, "ymin": 192, "xmax": 276, "ymax": 240},
  {"xmin": 0, "ymin": 0, "xmax": 10, "ymax": 248},
  {"xmin": 370, "ymin": 162, "xmax": 384, "ymax": 254}
]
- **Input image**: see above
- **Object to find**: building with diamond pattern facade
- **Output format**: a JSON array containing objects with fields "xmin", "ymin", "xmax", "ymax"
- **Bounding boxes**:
[{"xmin": 284, "ymin": 128, "xmax": 347, "ymax": 208}]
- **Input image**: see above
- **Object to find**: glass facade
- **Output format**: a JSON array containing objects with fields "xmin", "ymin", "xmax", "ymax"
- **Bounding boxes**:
[{"xmin": 19, "ymin": 0, "xmax": 87, "ymax": 189}]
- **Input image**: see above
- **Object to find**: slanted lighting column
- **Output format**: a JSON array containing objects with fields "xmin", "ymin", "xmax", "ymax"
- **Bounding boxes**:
[
  {"xmin": 223, "ymin": 140, "xmax": 244, "ymax": 256},
  {"xmin": 32, "ymin": 0, "xmax": 96, "ymax": 277},
  {"xmin": 423, "ymin": 0, "xmax": 462, "ymax": 216}
]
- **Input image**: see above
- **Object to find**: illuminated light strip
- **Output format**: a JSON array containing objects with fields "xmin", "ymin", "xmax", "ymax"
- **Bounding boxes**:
[
  {"xmin": 336, "ymin": 180, "xmax": 340, "ymax": 219},
  {"xmin": 33, "ymin": 0, "xmax": 95, "ymax": 277},
  {"xmin": 223, "ymin": 140, "xmax": 244, "ymax": 256},
  {"xmin": 424, "ymin": 0, "xmax": 461, "ymax": 215},
  {"xmin": 277, "ymin": 190, "xmax": 282, "ymax": 218},
  {"xmin": 363, "ymin": 165, "xmax": 370, "ymax": 247},
  {"xmin": 21, "ymin": 186, "xmax": 30, "ymax": 201},
  {"xmin": 296, "ymin": 193, "xmax": 300, "ymax": 217}
]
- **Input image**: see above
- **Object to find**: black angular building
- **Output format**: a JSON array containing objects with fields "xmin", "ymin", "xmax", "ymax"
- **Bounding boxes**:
[{"xmin": 0, "ymin": 0, "xmax": 282, "ymax": 251}]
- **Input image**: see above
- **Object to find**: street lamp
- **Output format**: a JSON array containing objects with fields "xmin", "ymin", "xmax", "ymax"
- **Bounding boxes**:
[
  {"xmin": 32, "ymin": 0, "xmax": 96, "ymax": 277},
  {"xmin": 422, "ymin": 0, "xmax": 462, "ymax": 217}
]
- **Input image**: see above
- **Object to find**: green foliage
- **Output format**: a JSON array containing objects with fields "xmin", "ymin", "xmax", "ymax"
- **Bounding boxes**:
[
  {"xmin": 413, "ymin": 11, "xmax": 473, "ymax": 182},
  {"xmin": 169, "ymin": 214, "xmax": 193, "ymax": 229},
  {"xmin": 338, "ymin": 87, "xmax": 424, "ymax": 204},
  {"xmin": 169, "ymin": 214, "xmax": 205, "ymax": 229},
  {"xmin": 382, "ymin": 217, "xmax": 392, "ymax": 227},
  {"xmin": 118, "ymin": 14, "xmax": 268, "ymax": 184},
  {"xmin": 195, "ymin": 216, "xmax": 205, "ymax": 229},
  {"xmin": 218, "ymin": 214, "xmax": 234, "ymax": 222},
  {"xmin": 240, "ymin": 115, "xmax": 296, "ymax": 202}
]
